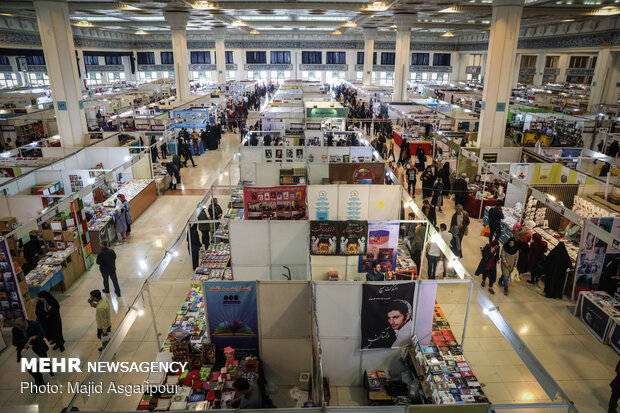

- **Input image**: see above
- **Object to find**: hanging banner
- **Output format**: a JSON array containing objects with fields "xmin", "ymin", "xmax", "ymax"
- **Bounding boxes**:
[
  {"xmin": 244, "ymin": 185, "xmax": 307, "ymax": 220},
  {"xmin": 578, "ymin": 294, "xmax": 611, "ymax": 343},
  {"xmin": 359, "ymin": 221, "xmax": 400, "ymax": 272},
  {"xmin": 574, "ymin": 217, "xmax": 620, "ymax": 299},
  {"xmin": 204, "ymin": 281, "xmax": 259, "ymax": 359},
  {"xmin": 338, "ymin": 186, "xmax": 370, "ymax": 221},
  {"xmin": 361, "ymin": 282, "xmax": 416, "ymax": 349},
  {"xmin": 308, "ymin": 185, "xmax": 338, "ymax": 221},
  {"xmin": 310, "ymin": 221, "xmax": 341, "ymax": 255},
  {"xmin": 341, "ymin": 221, "xmax": 368, "ymax": 256}
]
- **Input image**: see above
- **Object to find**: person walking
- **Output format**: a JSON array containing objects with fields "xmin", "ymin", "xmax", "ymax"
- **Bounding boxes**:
[
  {"xmin": 406, "ymin": 164, "xmax": 417, "ymax": 197},
  {"xmin": 12, "ymin": 317, "xmax": 53, "ymax": 385},
  {"xmin": 396, "ymin": 162, "xmax": 406, "ymax": 186},
  {"xmin": 421, "ymin": 199, "xmax": 437, "ymax": 227},
  {"xmin": 426, "ymin": 231, "xmax": 442, "ymax": 280},
  {"xmin": 527, "ymin": 233, "xmax": 548, "ymax": 285},
  {"xmin": 431, "ymin": 177, "xmax": 444, "ymax": 212},
  {"xmin": 409, "ymin": 223, "xmax": 426, "ymax": 270},
  {"xmin": 488, "ymin": 205, "xmax": 504, "ymax": 243},
  {"xmin": 120, "ymin": 194, "xmax": 131, "ymax": 237},
  {"xmin": 450, "ymin": 225, "xmax": 462, "ymax": 259},
  {"xmin": 499, "ymin": 238, "xmax": 519, "ymax": 296},
  {"xmin": 452, "ymin": 173, "xmax": 469, "ymax": 207},
  {"xmin": 182, "ymin": 139, "xmax": 196, "ymax": 167},
  {"xmin": 166, "ymin": 161, "xmax": 179, "ymax": 190},
  {"xmin": 112, "ymin": 198, "xmax": 127, "ymax": 243},
  {"xmin": 96, "ymin": 242, "xmax": 121, "ymax": 297},
  {"xmin": 197, "ymin": 207, "xmax": 211, "ymax": 249},
  {"xmin": 439, "ymin": 223, "xmax": 453, "ymax": 278},
  {"xmin": 88, "ymin": 290, "xmax": 111, "ymax": 351},
  {"xmin": 208, "ymin": 198, "xmax": 223, "ymax": 220},
  {"xmin": 450, "ymin": 205, "xmax": 470, "ymax": 241},
  {"xmin": 188, "ymin": 224, "xmax": 201, "ymax": 270},
  {"xmin": 439, "ymin": 163, "xmax": 451, "ymax": 197},
  {"xmin": 475, "ymin": 240, "xmax": 500, "ymax": 294},
  {"xmin": 35, "ymin": 291, "xmax": 65, "ymax": 351},
  {"xmin": 421, "ymin": 166, "xmax": 435, "ymax": 199}
]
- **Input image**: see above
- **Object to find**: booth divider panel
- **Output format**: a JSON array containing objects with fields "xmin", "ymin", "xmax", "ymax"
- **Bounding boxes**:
[
  {"xmin": 262, "ymin": 338, "xmax": 313, "ymax": 386},
  {"xmin": 308, "ymin": 164, "xmax": 329, "ymax": 185},
  {"xmin": 257, "ymin": 281, "xmax": 311, "ymax": 338},
  {"xmin": 231, "ymin": 265, "xmax": 271, "ymax": 281},
  {"xmin": 367, "ymin": 186, "xmax": 402, "ymax": 221},
  {"xmin": 337, "ymin": 185, "xmax": 370, "ymax": 221},
  {"xmin": 256, "ymin": 163, "xmax": 281, "ymax": 186},
  {"xmin": 240, "ymin": 162, "xmax": 257, "ymax": 183},
  {"xmin": 230, "ymin": 220, "xmax": 271, "ymax": 265},
  {"xmin": 269, "ymin": 221, "xmax": 309, "ymax": 266},
  {"xmin": 270, "ymin": 264, "xmax": 308, "ymax": 281},
  {"xmin": 308, "ymin": 185, "xmax": 339, "ymax": 221}
]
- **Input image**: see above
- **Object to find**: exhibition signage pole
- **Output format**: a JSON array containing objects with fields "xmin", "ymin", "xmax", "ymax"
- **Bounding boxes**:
[{"xmin": 144, "ymin": 286, "xmax": 162, "ymax": 350}]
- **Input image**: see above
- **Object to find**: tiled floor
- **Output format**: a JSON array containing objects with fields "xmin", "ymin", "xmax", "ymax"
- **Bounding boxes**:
[{"xmin": 4, "ymin": 125, "xmax": 618, "ymax": 413}]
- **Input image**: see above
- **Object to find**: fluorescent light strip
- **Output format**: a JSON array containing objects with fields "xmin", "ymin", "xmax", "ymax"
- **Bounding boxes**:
[
  {"xmin": 70, "ymin": 16, "xmax": 127, "ymax": 21},
  {"xmin": 131, "ymin": 16, "xmax": 166, "ymax": 21},
  {"xmin": 236, "ymin": 15, "xmax": 292, "ymax": 21},
  {"xmin": 298, "ymin": 16, "xmax": 350, "ymax": 21}
]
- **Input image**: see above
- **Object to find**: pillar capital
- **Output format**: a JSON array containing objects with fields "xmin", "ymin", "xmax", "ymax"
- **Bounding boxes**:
[
  {"xmin": 363, "ymin": 28, "xmax": 377, "ymax": 40},
  {"xmin": 212, "ymin": 26, "xmax": 226, "ymax": 40},
  {"xmin": 493, "ymin": 0, "xmax": 524, "ymax": 6},
  {"xmin": 393, "ymin": 13, "xmax": 416, "ymax": 31},
  {"xmin": 164, "ymin": 11, "xmax": 189, "ymax": 30}
]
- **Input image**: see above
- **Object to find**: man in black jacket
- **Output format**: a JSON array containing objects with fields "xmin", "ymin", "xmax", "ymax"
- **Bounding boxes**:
[
  {"xmin": 452, "ymin": 173, "xmax": 469, "ymax": 208},
  {"xmin": 488, "ymin": 206, "xmax": 504, "ymax": 243},
  {"xmin": 12, "ymin": 317, "xmax": 52, "ymax": 385},
  {"xmin": 96, "ymin": 242, "xmax": 121, "ymax": 297}
]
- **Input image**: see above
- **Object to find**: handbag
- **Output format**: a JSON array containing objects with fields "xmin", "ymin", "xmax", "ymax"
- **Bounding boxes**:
[
  {"xmin": 480, "ymin": 225, "xmax": 490, "ymax": 237},
  {"xmin": 172, "ymin": 175, "xmax": 177, "ymax": 185},
  {"xmin": 510, "ymin": 268, "xmax": 521, "ymax": 283}
]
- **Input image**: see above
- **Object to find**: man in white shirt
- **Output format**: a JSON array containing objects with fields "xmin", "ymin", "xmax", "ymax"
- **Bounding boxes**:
[
  {"xmin": 426, "ymin": 231, "xmax": 442, "ymax": 280},
  {"xmin": 439, "ymin": 223, "xmax": 453, "ymax": 278}
]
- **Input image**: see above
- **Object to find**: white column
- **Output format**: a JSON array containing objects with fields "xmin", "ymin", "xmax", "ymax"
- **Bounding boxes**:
[
  {"xmin": 451, "ymin": 53, "xmax": 464, "ymax": 83},
  {"xmin": 556, "ymin": 54, "xmax": 569, "ymax": 84},
  {"xmin": 346, "ymin": 50, "xmax": 356, "ymax": 82},
  {"xmin": 34, "ymin": 0, "xmax": 88, "ymax": 147},
  {"xmin": 477, "ymin": 0, "xmax": 524, "ymax": 149},
  {"xmin": 393, "ymin": 15, "xmax": 413, "ymax": 102},
  {"xmin": 362, "ymin": 28, "xmax": 376, "ymax": 86},
  {"xmin": 123, "ymin": 55, "xmax": 136, "ymax": 83},
  {"xmin": 9, "ymin": 57, "xmax": 24, "ymax": 87},
  {"xmin": 588, "ymin": 49, "xmax": 613, "ymax": 111},
  {"xmin": 480, "ymin": 53, "xmax": 487, "ymax": 84},
  {"xmin": 213, "ymin": 27, "xmax": 226, "ymax": 85},
  {"xmin": 164, "ymin": 11, "xmax": 190, "ymax": 103},
  {"xmin": 511, "ymin": 53, "xmax": 521, "ymax": 89},
  {"xmin": 602, "ymin": 52, "xmax": 620, "ymax": 106},
  {"xmin": 533, "ymin": 53, "xmax": 546, "ymax": 86}
]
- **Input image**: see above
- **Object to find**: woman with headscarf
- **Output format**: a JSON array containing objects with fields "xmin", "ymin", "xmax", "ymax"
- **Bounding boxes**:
[
  {"xmin": 120, "ymin": 194, "xmax": 132, "ymax": 237},
  {"xmin": 475, "ymin": 239, "xmax": 500, "ymax": 295},
  {"xmin": 431, "ymin": 177, "xmax": 444, "ymax": 212},
  {"xmin": 420, "ymin": 166, "xmax": 435, "ymax": 198},
  {"xmin": 150, "ymin": 136, "xmax": 159, "ymax": 164},
  {"xmin": 499, "ymin": 237, "xmax": 519, "ymax": 296},
  {"xmin": 415, "ymin": 145, "xmax": 426, "ymax": 172},
  {"xmin": 439, "ymin": 162, "xmax": 451, "ymax": 196},
  {"xmin": 543, "ymin": 242, "xmax": 573, "ymax": 299},
  {"xmin": 35, "ymin": 291, "xmax": 64, "ymax": 351},
  {"xmin": 113, "ymin": 196, "xmax": 127, "ymax": 243},
  {"xmin": 527, "ymin": 233, "xmax": 548, "ymax": 285}
]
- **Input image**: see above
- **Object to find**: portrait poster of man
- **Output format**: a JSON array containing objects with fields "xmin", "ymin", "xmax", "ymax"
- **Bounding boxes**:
[{"xmin": 361, "ymin": 282, "xmax": 415, "ymax": 349}]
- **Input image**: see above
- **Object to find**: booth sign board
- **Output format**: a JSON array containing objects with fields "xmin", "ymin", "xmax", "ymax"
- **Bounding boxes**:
[{"xmin": 306, "ymin": 107, "xmax": 349, "ymax": 118}]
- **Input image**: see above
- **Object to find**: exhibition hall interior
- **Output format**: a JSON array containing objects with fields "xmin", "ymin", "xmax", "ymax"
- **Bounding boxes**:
[{"xmin": 0, "ymin": 0, "xmax": 619, "ymax": 412}]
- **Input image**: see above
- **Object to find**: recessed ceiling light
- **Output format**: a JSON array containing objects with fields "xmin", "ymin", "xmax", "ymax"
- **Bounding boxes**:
[
  {"xmin": 439, "ymin": 7, "xmax": 459, "ymax": 13},
  {"xmin": 441, "ymin": 32, "xmax": 455, "ymax": 37},
  {"xmin": 231, "ymin": 20, "xmax": 246, "ymax": 26},
  {"xmin": 332, "ymin": 29, "xmax": 342, "ymax": 35},
  {"xmin": 250, "ymin": 29, "xmax": 260, "ymax": 34},
  {"xmin": 187, "ymin": 1, "xmax": 216, "ymax": 9},
  {"xmin": 591, "ymin": 6, "xmax": 620, "ymax": 16},
  {"xmin": 132, "ymin": 16, "xmax": 166, "ymax": 21},
  {"xmin": 74, "ymin": 20, "xmax": 95, "ymax": 27},
  {"xmin": 116, "ymin": 3, "xmax": 141, "ymax": 11},
  {"xmin": 0, "ymin": 13, "xmax": 13, "ymax": 17},
  {"xmin": 236, "ymin": 15, "xmax": 290, "ymax": 21},
  {"xmin": 343, "ymin": 21, "xmax": 357, "ymax": 27},
  {"xmin": 562, "ymin": 19, "xmax": 575, "ymax": 22},
  {"xmin": 134, "ymin": 30, "xmax": 148, "ymax": 35},
  {"xmin": 299, "ymin": 16, "xmax": 350, "ymax": 21},
  {"xmin": 70, "ymin": 16, "xmax": 126, "ymax": 22},
  {"xmin": 363, "ymin": 2, "xmax": 388, "ymax": 12}
]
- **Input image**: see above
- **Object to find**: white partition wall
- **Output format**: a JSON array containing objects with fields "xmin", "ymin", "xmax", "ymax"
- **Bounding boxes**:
[
  {"xmin": 258, "ymin": 281, "xmax": 312, "ymax": 385},
  {"xmin": 315, "ymin": 282, "xmax": 409, "ymax": 386},
  {"xmin": 229, "ymin": 220, "xmax": 310, "ymax": 281},
  {"xmin": 308, "ymin": 185, "xmax": 402, "ymax": 222}
]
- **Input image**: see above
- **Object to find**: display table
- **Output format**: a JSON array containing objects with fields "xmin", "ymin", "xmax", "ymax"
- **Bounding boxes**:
[
  {"xmin": 463, "ymin": 194, "xmax": 496, "ymax": 219},
  {"xmin": 128, "ymin": 180, "xmax": 157, "ymax": 222},
  {"xmin": 392, "ymin": 132, "xmax": 432, "ymax": 159},
  {"xmin": 574, "ymin": 291, "xmax": 620, "ymax": 344},
  {"xmin": 27, "ymin": 269, "xmax": 64, "ymax": 297},
  {"xmin": 364, "ymin": 370, "xmax": 394, "ymax": 406},
  {"xmin": 88, "ymin": 218, "xmax": 116, "ymax": 254}
]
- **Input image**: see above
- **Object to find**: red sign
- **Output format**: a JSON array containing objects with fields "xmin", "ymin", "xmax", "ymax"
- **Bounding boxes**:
[{"xmin": 243, "ymin": 185, "xmax": 307, "ymax": 220}]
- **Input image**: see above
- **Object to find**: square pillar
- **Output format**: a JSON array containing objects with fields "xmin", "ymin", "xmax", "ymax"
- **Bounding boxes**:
[
  {"xmin": 363, "ymin": 28, "xmax": 376, "ymax": 86},
  {"xmin": 164, "ymin": 11, "xmax": 190, "ymax": 103}
]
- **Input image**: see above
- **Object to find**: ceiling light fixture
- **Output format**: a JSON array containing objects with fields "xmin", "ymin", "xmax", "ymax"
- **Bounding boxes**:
[
  {"xmin": 187, "ymin": 1, "xmax": 216, "ymax": 9},
  {"xmin": 74, "ymin": 20, "xmax": 95, "ymax": 27},
  {"xmin": 343, "ymin": 21, "xmax": 357, "ymax": 27},
  {"xmin": 591, "ymin": 6, "xmax": 620, "ymax": 16},
  {"xmin": 115, "ymin": 3, "xmax": 141, "ymax": 10},
  {"xmin": 441, "ymin": 32, "xmax": 455, "ymax": 37},
  {"xmin": 231, "ymin": 20, "xmax": 246, "ymax": 27},
  {"xmin": 0, "ymin": 13, "xmax": 13, "ymax": 17},
  {"xmin": 363, "ymin": 2, "xmax": 388, "ymax": 12},
  {"xmin": 439, "ymin": 7, "xmax": 460, "ymax": 13},
  {"xmin": 250, "ymin": 29, "xmax": 260, "ymax": 34},
  {"xmin": 331, "ymin": 29, "xmax": 342, "ymax": 35},
  {"xmin": 134, "ymin": 30, "xmax": 148, "ymax": 35}
]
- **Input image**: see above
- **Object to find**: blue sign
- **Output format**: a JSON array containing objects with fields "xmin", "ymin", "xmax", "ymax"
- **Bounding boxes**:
[
  {"xmin": 57, "ymin": 101, "xmax": 67, "ymax": 111},
  {"xmin": 496, "ymin": 102, "xmax": 506, "ymax": 112},
  {"xmin": 204, "ymin": 281, "xmax": 259, "ymax": 359}
]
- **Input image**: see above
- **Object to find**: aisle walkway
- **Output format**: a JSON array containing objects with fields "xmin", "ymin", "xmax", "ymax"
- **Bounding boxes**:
[
  {"xmin": 411, "ymin": 171, "xmax": 617, "ymax": 413},
  {"xmin": 0, "ymin": 129, "xmax": 242, "ymax": 413}
]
